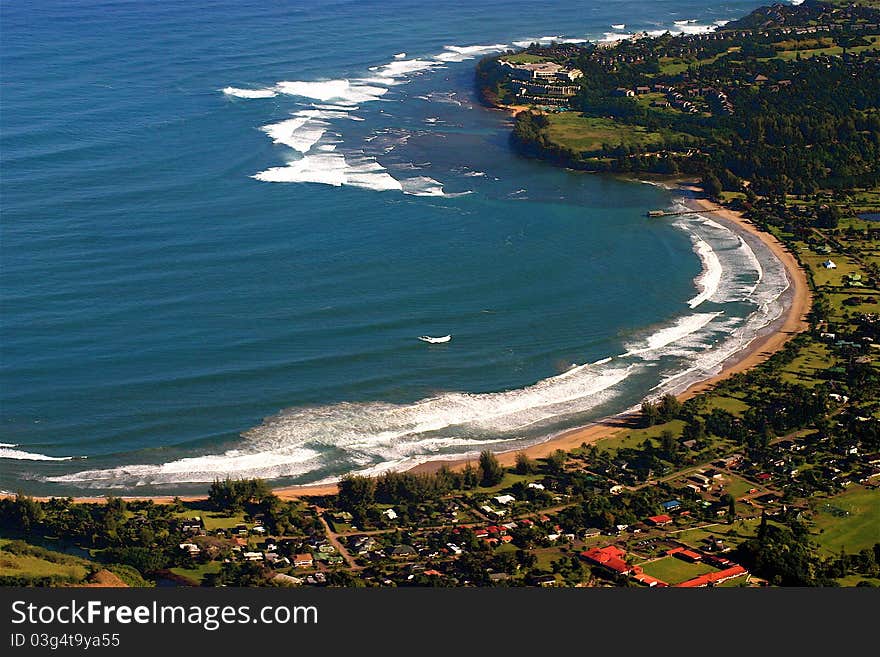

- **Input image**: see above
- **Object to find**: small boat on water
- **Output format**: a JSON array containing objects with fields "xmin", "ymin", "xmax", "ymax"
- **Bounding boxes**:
[{"xmin": 419, "ymin": 335, "xmax": 451, "ymax": 344}]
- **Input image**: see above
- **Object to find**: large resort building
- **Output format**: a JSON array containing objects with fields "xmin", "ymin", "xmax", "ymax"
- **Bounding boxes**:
[{"xmin": 498, "ymin": 59, "xmax": 583, "ymax": 105}]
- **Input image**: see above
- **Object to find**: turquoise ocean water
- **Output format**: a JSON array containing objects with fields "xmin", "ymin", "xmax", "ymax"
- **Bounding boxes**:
[{"xmin": 1, "ymin": 0, "xmax": 792, "ymax": 494}]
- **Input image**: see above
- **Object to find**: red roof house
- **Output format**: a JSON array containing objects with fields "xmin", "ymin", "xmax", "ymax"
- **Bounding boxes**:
[{"xmin": 580, "ymin": 546, "xmax": 633, "ymax": 575}]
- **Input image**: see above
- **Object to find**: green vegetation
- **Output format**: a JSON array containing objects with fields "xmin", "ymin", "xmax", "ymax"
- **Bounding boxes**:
[
  {"xmin": 544, "ymin": 114, "xmax": 667, "ymax": 154},
  {"xmin": 0, "ymin": 539, "xmax": 90, "ymax": 586},
  {"xmin": 811, "ymin": 486, "xmax": 880, "ymax": 556},
  {"xmin": 639, "ymin": 555, "xmax": 716, "ymax": 584}
]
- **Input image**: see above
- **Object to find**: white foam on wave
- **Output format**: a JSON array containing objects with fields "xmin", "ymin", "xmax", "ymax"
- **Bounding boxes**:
[
  {"xmin": 601, "ymin": 32, "xmax": 636, "ymax": 43},
  {"xmin": 254, "ymin": 150, "xmax": 402, "ymax": 192},
  {"xmin": 261, "ymin": 117, "xmax": 328, "ymax": 154},
  {"xmin": 675, "ymin": 23, "xmax": 715, "ymax": 35},
  {"xmin": 222, "ymin": 86, "xmax": 277, "ymax": 99},
  {"xmin": 400, "ymin": 176, "xmax": 445, "ymax": 196},
  {"xmin": 394, "ymin": 52, "xmax": 407, "ymax": 59},
  {"xmin": 295, "ymin": 108, "xmax": 364, "ymax": 122},
  {"xmin": 686, "ymin": 234, "xmax": 723, "ymax": 308},
  {"xmin": 49, "ymin": 447, "xmax": 322, "ymax": 487},
  {"xmin": 0, "ymin": 443, "xmax": 75, "ymax": 462},
  {"xmin": 49, "ymin": 363, "xmax": 636, "ymax": 486},
  {"xmin": 611, "ymin": 24, "xmax": 626, "ymax": 30},
  {"xmin": 434, "ymin": 44, "xmax": 510, "ymax": 63},
  {"xmin": 512, "ymin": 35, "xmax": 563, "ymax": 47},
  {"xmin": 626, "ymin": 312, "xmax": 722, "ymax": 356},
  {"xmin": 362, "ymin": 58, "xmax": 443, "ymax": 85},
  {"xmin": 276, "ymin": 79, "xmax": 388, "ymax": 104}
]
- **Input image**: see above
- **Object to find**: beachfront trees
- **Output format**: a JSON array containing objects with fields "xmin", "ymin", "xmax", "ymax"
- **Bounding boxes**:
[
  {"xmin": 515, "ymin": 451, "xmax": 536, "ymax": 475},
  {"xmin": 641, "ymin": 400, "xmax": 661, "ymax": 427},
  {"xmin": 479, "ymin": 451, "xmax": 504, "ymax": 487},
  {"xmin": 208, "ymin": 477, "xmax": 272, "ymax": 513},
  {"xmin": 702, "ymin": 172, "xmax": 723, "ymax": 200},
  {"xmin": 337, "ymin": 475, "xmax": 376, "ymax": 511}
]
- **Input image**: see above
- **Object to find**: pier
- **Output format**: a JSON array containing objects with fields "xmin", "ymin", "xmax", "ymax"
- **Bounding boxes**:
[{"xmin": 647, "ymin": 208, "xmax": 724, "ymax": 218}]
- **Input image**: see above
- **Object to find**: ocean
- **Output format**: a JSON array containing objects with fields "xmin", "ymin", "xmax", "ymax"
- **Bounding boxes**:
[{"xmin": 0, "ymin": 0, "xmax": 791, "ymax": 494}]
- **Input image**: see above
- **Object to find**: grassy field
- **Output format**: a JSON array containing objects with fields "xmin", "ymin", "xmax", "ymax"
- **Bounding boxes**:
[
  {"xmin": 169, "ymin": 561, "xmax": 221, "ymax": 585},
  {"xmin": 710, "ymin": 395, "xmax": 750, "ymax": 416},
  {"xmin": 545, "ymin": 114, "xmax": 672, "ymax": 155},
  {"xmin": 0, "ymin": 538, "xmax": 91, "ymax": 583},
  {"xmin": 672, "ymin": 517, "xmax": 763, "ymax": 550},
  {"xmin": 501, "ymin": 52, "xmax": 551, "ymax": 64},
  {"xmin": 800, "ymin": 252, "xmax": 863, "ymax": 288},
  {"xmin": 811, "ymin": 486, "xmax": 880, "ymax": 556},
  {"xmin": 639, "ymin": 555, "xmax": 716, "ymax": 584},
  {"xmin": 780, "ymin": 342, "xmax": 834, "ymax": 386},
  {"xmin": 721, "ymin": 474, "xmax": 763, "ymax": 500},
  {"xmin": 598, "ymin": 420, "xmax": 688, "ymax": 454},
  {"xmin": 172, "ymin": 509, "xmax": 247, "ymax": 532}
]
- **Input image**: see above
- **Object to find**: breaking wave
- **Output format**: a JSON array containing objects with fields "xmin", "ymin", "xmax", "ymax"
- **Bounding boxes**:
[
  {"xmin": 222, "ymin": 86, "xmax": 277, "ymax": 99},
  {"xmin": 0, "ymin": 443, "xmax": 76, "ymax": 461}
]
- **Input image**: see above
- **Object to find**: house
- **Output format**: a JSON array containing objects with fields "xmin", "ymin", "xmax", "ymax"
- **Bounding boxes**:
[
  {"xmin": 632, "ymin": 572, "xmax": 667, "ymax": 587},
  {"xmin": 669, "ymin": 547, "xmax": 702, "ymax": 562},
  {"xmin": 493, "ymin": 494, "xmax": 516, "ymax": 506},
  {"xmin": 527, "ymin": 482, "xmax": 545, "ymax": 490},
  {"xmin": 661, "ymin": 499, "xmax": 682, "ymax": 512},
  {"xmin": 614, "ymin": 87, "xmax": 635, "ymax": 97},
  {"xmin": 530, "ymin": 574, "xmax": 558, "ymax": 587},
  {"xmin": 293, "ymin": 554, "xmax": 314, "ymax": 568},
  {"xmin": 580, "ymin": 545, "xmax": 633, "ymax": 576},
  {"xmin": 675, "ymin": 565, "xmax": 747, "ymax": 587},
  {"xmin": 647, "ymin": 514, "xmax": 673, "ymax": 527},
  {"xmin": 179, "ymin": 542, "xmax": 201, "ymax": 556},
  {"xmin": 635, "ymin": 85, "xmax": 652, "ymax": 94},
  {"xmin": 390, "ymin": 545, "xmax": 418, "ymax": 559},
  {"xmin": 582, "ymin": 527, "xmax": 602, "ymax": 538},
  {"xmin": 243, "ymin": 551, "xmax": 264, "ymax": 562},
  {"xmin": 822, "ymin": 260, "xmax": 837, "ymax": 269},
  {"xmin": 382, "ymin": 508, "xmax": 398, "ymax": 521}
]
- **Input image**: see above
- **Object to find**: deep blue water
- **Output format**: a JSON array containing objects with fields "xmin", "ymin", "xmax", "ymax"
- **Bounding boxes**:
[{"xmin": 1, "ymin": 0, "xmax": 786, "ymax": 494}]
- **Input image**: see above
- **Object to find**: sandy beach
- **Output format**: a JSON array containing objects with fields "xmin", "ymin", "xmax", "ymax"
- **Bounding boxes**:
[{"xmin": 7, "ymin": 189, "xmax": 811, "ymax": 504}]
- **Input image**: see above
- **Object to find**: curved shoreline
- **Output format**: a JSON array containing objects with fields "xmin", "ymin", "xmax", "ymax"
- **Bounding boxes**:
[
  {"xmin": 270, "ymin": 189, "xmax": 811, "ymax": 499},
  {"xmin": 13, "ymin": 186, "xmax": 809, "ymax": 504}
]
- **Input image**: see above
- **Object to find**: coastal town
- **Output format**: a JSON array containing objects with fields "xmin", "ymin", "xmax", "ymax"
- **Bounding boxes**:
[{"xmin": 1, "ymin": 0, "xmax": 878, "ymax": 589}]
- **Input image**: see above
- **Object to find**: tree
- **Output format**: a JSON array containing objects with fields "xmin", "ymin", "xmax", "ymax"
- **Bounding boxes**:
[
  {"xmin": 641, "ymin": 400, "xmax": 660, "ymax": 427},
  {"xmin": 479, "ymin": 451, "xmax": 504, "ymax": 487},
  {"xmin": 702, "ymin": 172, "xmax": 723, "ymax": 199},
  {"xmin": 658, "ymin": 394, "xmax": 682, "ymax": 421},
  {"xmin": 337, "ymin": 475, "xmax": 376, "ymax": 511},
  {"xmin": 514, "ymin": 451, "xmax": 535, "ymax": 475}
]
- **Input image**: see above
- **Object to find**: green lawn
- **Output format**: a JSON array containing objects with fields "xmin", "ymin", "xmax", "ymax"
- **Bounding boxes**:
[
  {"xmin": 801, "ymin": 252, "xmax": 864, "ymax": 288},
  {"xmin": 639, "ymin": 555, "xmax": 716, "ymax": 584},
  {"xmin": 501, "ymin": 52, "xmax": 552, "ymax": 64},
  {"xmin": 780, "ymin": 343, "xmax": 834, "ymax": 386},
  {"xmin": 836, "ymin": 574, "xmax": 880, "ymax": 587},
  {"xmin": 672, "ymin": 517, "xmax": 763, "ymax": 550},
  {"xmin": 172, "ymin": 510, "xmax": 247, "ymax": 532},
  {"xmin": 477, "ymin": 472, "xmax": 540, "ymax": 495},
  {"xmin": 598, "ymin": 420, "xmax": 688, "ymax": 454},
  {"xmin": 721, "ymin": 474, "xmax": 763, "ymax": 500},
  {"xmin": 811, "ymin": 486, "xmax": 880, "ymax": 557},
  {"xmin": 169, "ymin": 561, "xmax": 222, "ymax": 585},
  {"xmin": 544, "ymin": 114, "xmax": 689, "ymax": 156},
  {"xmin": 710, "ymin": 395, "xmax": 750, "ymax": 416},
  {"xmin": 0, "ymin": 539, "xmax": 91, "ymax": 583}
]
